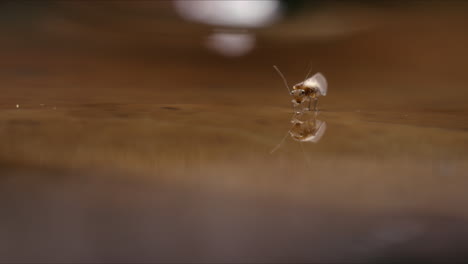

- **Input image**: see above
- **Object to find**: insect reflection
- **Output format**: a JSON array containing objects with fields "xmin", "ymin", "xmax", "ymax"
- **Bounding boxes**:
[{"xmin": 270, "ymin": 111, "xmax": 327, "ymax": 154}]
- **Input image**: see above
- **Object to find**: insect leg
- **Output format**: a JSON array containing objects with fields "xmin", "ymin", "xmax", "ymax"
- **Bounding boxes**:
[{"xmin": 313, "ymin": 98, "xmax": 319, "ymax": 111}]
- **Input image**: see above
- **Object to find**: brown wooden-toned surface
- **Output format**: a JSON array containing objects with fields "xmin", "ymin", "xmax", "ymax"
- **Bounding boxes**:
[{"xmin": 1, "ymin": 1, "xmax": 468, "ymax": 262}]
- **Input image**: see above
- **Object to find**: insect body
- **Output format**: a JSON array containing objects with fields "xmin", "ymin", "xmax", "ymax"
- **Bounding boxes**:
[{"xmin": 273, "ymin": 65, "xmax": 328, "ymax": 112}]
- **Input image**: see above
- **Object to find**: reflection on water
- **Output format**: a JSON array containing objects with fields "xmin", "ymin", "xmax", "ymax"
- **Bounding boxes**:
[
  {"xmin": 290, "ymin": 111, "xmax": 327, "ymax": 143},
  {"xmin": 271, "ymin": 110, "xmax": 326, "ymax": 153},
  {"xmin": 174, "ymin": 0, "xmax": 282, "ymax": 56},
  {"xmin": 206, "ymin": 30, "xmax": 255, "ymax": 57}
]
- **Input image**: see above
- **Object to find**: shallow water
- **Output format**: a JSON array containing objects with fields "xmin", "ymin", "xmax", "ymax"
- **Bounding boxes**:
[
  {"xmin": 1, "ymin": 102, "xmax": 467, "ymax": 262},
  {"xmin": 1, "ymin": 2, "xmax": 468, "ymax": 262}
]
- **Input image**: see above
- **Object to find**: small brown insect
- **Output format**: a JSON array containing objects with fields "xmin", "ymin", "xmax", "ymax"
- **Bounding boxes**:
[{"xmin": 273, "ymin": 65, "xmax": 328, "ymax": 111}]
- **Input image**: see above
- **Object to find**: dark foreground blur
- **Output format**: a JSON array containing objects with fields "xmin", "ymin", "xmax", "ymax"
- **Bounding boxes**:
[{"xmin": 1, "ymin": 1, "xmax": 468, "ymax": 262}]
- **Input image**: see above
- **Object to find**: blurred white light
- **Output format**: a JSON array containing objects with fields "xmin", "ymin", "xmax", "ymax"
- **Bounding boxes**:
[
  {"xmin": 206, "ymin": 32, "xmax": 255, "ymax": 57},
  {"xmin": 174, "ymin": 0, "xmax": 281, "ymax": 28}
]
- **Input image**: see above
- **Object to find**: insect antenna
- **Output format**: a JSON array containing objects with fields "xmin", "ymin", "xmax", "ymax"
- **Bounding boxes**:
[
  {"xmin": 270, "ymin": 127, "xmax": 292, "ymax": 154},
  {"xmin": 303, "ymin": 61, "xmax": 313, "ymax": 81},
  {"xmin": 270, "ymin": 113, "xmax": 296, "ymax": 154},
  {"xmin": 273, "ymin": 65, "xmax": 291, "ymax": 94}
]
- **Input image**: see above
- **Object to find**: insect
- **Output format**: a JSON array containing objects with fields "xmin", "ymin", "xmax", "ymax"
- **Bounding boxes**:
[{"xmin": 273, "ymin": 65, "xmax": 328, "ymax": 112}]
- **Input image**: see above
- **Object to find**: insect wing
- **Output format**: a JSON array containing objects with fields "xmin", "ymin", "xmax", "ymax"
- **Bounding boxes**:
[
  {"xmin": 303, "ymin": 73, "xmax": 328, "ymax": 96},
  {"xmin": 302, "ymin": 120, "xmax": 327, "ymax": 143}
]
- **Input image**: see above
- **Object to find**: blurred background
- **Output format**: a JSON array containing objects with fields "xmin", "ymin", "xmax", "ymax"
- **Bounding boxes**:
[{"xmin": 1, "ymin": 0, "xmax": 468, "ymax": 262}]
